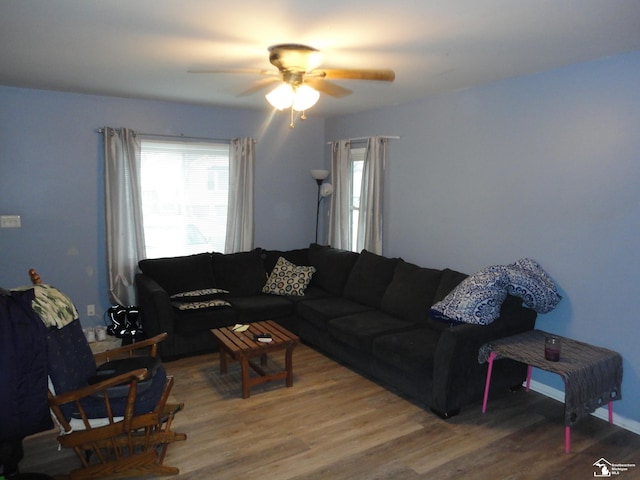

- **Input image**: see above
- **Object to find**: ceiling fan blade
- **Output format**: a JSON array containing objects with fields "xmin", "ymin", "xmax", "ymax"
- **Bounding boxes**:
[
  {"xmin": 304, "ymin": 78, "xmax": 352, "ymax": 98},
  {"xmin": 237, "ymin": 77, "xmax": 281, "ymax": 97},
  {"xmin": 313, "ymin": 68, "xmax": 395, "ymax": 82},
  {"xmin": 188, "ymin": 68, "xmax": 278, "ymax": 76}
]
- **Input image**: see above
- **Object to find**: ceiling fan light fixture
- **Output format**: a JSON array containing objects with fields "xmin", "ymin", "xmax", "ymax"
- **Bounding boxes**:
[
  {"xmin": 266, "ymin": 83, "xmax": 294, "ymax": 110},
  {"xmin": 266, "ymin": 83, "xmax": 320, "ymax": 113},
  {"xmin": 292, "ymin": 84, "xmax": 320, "ymax": 111}
]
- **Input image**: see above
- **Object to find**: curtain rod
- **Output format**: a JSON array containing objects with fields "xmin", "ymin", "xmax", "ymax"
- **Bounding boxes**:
[
  {"xmin": 326, "ymin": 135, "xmax": 400, "ymax": 145},
  {"xmin": 95, "ymin": 128, "xmax": 253, "ymax": 144},
  {"xmin": 139, "ymin": 132, "xmax": 234, "ymax": 143}
]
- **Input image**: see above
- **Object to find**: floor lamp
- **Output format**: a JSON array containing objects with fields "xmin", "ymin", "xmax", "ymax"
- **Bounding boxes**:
[{"xmin": 311, "ymin": 169, "xmax": 332, "ymax": 244}]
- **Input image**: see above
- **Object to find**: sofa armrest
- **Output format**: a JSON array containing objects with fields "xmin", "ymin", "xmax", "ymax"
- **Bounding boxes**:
[
  {"xmin": 431, "ymin": 296, "xmax": 537, "ymax": 415},
  {"xmin": 135, "ymin": 274, "xmax": 175, "ymax": 339}
]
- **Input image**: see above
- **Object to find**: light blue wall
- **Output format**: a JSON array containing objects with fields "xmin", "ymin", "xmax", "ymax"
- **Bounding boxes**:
[
  {"xmin": 0, "ymin": 87, "xmax": 324, "ymax": 323},
  {"xmin": 326, "ymin": 51, "xmax": 640, "ymax": 425}
]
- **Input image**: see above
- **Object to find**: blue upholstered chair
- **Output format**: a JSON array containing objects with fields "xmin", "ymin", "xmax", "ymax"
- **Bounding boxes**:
[{"xmin": 29, "ymin": 270, "xmax": 187, "ymax": 479}]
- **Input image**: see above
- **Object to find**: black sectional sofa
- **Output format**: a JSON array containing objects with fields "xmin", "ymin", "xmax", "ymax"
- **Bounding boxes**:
[{"xmin": 135, "ymin": 244, "xmax": 537, "ymax": 418}]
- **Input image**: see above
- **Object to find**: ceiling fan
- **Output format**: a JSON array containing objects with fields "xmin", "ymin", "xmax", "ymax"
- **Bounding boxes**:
[{"xmin": 189, "ymin": 44, "xmax": 395, "ymax": 127}]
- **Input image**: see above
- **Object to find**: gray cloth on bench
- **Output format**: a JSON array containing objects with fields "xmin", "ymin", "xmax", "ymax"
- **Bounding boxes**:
[{"xmin": 479, "ymin": 329, "xmax": 622, "ymax": 426}]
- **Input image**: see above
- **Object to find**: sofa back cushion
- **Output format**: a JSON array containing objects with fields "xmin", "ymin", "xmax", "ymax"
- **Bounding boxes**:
[
  {"xmin": 308, "ymin": 244, "xmax": 359, "ymax": 295},
  {"xmin": 138, "ymin": 253, "xmax": 215, "ymax": 296},
  {"xmin": 432, "ymin": 268, "xmax": 468, "ymax": 303},
  {"xmin": 343, "ymin": 250, "xmax": 398, "ymax": 308},
  {"xmin": 212, "ymin": 249, "xmax": 267, "ymax": 296},
  {"xmin": 381, "ymin": 259, "xmax": 443, "ymax": 323},
  {"xmin": 262, "ymin": 248, "xmax": 310, "ymax": 274}
]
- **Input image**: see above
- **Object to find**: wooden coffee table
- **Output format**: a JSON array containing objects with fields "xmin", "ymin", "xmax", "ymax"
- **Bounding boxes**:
[{"xmin": 211, "ymin": 320, "xmax": 299, "ymax": 398}]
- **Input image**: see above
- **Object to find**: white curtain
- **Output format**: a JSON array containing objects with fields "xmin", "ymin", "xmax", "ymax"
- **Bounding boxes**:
[
  {"xmin": 356, "ymin": 136, "xmax": 387, "ymax": 254},
  {"xmin": 328, "ymin": 140, "xmax": 351, "ymax": 249},
  {"xmin": 225, "ymin": 137, "xmax": 255, "ymax": 253},
  {"xmin": 103, "ymin": 127, "xmax": 145, "ymax": 306}
]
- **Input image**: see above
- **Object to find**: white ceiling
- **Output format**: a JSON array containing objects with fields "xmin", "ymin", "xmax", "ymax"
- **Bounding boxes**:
[{"xmin": 2, "ymin": 1, "xmax": 640, "ymax": 117}]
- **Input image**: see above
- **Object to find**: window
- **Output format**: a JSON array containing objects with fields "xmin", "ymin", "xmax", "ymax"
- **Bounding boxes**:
[
  {"xmin": 349, "ymin": 146, "xmax": 365, "ymax": 252},
  {"xmin": 140, "ymin": 139, "xmax": 229, "ymax": 258}
]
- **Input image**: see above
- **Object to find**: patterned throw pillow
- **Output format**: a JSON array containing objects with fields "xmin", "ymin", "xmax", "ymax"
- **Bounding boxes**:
[
  {"xmin": 505, "ymin": 258, "xmax": 562, "ymax": 313},
  {"xmin": 430, "ymin": 267, "xmax": 509, "ymax": 326},
  {"xmin": 262, "ymin": 257, "xmax": 316, "ymax": 297},
  {"xmin": 430, "ymin": 258, "xmax": 561, "ymax": 326},
  {"xmin": 171, "ymin": 299, "xmax": 231, "ymax": 310},
  {"xmin": 170, "ymin": 288, "xmax": 231, "ymax": 310},
  {"xmin": 170, "ymin": 288, "xmax": 229, "ymax": 299}
]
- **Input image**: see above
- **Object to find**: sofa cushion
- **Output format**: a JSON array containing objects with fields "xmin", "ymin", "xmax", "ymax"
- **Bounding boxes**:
[
  {"xmin": 284, "ymin": 285, "xmax": 331, "ymax": 304},
  {"xmin": 138, "ymin": 253, "xmax": 215, "ymax": 296},
  {"xmin": 262, "ymin": 248, "xmax": 310, "ymax": 274},
  {"xmin": 371, "ymin": 328, "xmax": 441, "ymax": 373},
  {"xmin": 327, "ymin": 311, "xmax": 414, "ymax": 352},
  {"xmin": 432, "ymin": 268, "xmax": 468, "ymax": 303},
  {"xmin": 343, "ymin": 250, "xmax": 398, "ymax": 308},
  {"xmin": 381, "ymin": 259, "xmax": 443, "ymax": 323},
  {"xmin": 226, "ymin": 295, "xmax": 295, "ymax": 323},
  {"xmin": 296, "ymin": 297, "xmax": 374, "ymax": 332},
  {"xmin": 212, "ymin": 249, "xmax": 267, "ymax": 296},
  {"xmin": 308, "ymin": 244, "xmax": 359, "ymax": 296},
  {"xmin": 172, "ymin": 306, "xmax": 238, "ymax": 334},
  {"xmin": 262, "ymin": 257, "xmax": 316, "ymax": 296}
]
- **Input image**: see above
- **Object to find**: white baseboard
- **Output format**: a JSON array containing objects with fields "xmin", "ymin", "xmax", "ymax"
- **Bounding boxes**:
[{"xmin": 527, "ymin": 379, "xmax": 640, "ymax": 436}]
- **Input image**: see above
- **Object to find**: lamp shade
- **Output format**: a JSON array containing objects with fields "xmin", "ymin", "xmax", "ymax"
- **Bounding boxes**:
[
  {"xmin": 311, "ymin": 169, "xmax": 329, "ymax": 180},
  {"xmin": 320, "ymin": 183, "xmax": 333, "ymax": 197},
  {"xmin": 266, "ymin": 83, "xmax": 294, "ymax": 110},
  {"xmin": 267, "ymin": 83, "xmax": 320, "ymax": 112},
  {"xmin": 292, "ymin": 85, "xmax": 320, "ymax": 111}
]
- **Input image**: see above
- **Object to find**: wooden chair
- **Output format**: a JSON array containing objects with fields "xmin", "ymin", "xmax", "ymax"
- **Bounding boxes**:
[{"xmin": 29, "ymin": 269, "xmax": 187, "ymax": 479}]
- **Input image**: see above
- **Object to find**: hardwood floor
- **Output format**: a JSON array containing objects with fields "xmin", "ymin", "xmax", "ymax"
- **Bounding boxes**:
[{"xmin": 20, "ymin": 343, "xmax": 640, "ymax": 479}]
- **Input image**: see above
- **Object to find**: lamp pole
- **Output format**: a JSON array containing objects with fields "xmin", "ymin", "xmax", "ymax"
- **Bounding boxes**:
[
  {"xmin": 311, "ymin": 169, "xmax": 331, "ymax": 244},
  {"xmin": 315, "ymin": 178, "xmax": 323, "ymax": 243}
]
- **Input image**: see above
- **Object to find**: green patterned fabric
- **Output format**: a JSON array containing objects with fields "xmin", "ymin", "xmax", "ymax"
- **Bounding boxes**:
[
  {"xmin": 12, "ymin": 284, "xmax": 78, "ymax": 328},
  {"xmin": 262, "ymin": 256, "xmax": 316, "ymax": 297}
]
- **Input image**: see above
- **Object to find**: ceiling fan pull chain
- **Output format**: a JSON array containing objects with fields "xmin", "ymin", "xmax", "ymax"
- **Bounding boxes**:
[{"xmin": 289, "ymin": 107, "xmax": 295, "ymax": 128}]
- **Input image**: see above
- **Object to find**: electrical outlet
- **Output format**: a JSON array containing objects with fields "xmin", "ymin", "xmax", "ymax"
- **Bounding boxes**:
[
  {"xmin": 0, "ymin": 215, "xmax": 21, "ymax": 228},
  {"xmin": 87, "ymin": 304, "xmax": 96, "ymax": 317}
]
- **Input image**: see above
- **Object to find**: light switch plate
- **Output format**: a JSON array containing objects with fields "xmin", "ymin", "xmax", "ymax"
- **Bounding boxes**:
[{"xmin": 0, "ymin": 215, "xmax": 21, "ymax": 228}]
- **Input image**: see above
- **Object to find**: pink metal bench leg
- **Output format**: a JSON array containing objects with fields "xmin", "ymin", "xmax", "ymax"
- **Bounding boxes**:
[
  {"xmin": 564, "ymin": 402, "xmax": 614, "ymax": 454},
  {"xmin": 482, "ymin": 352, "xmax": 497, "ymax": 413},
  {"xmin": 564, "ymin": 402, "xmax": 613, "ymax": 454}
]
